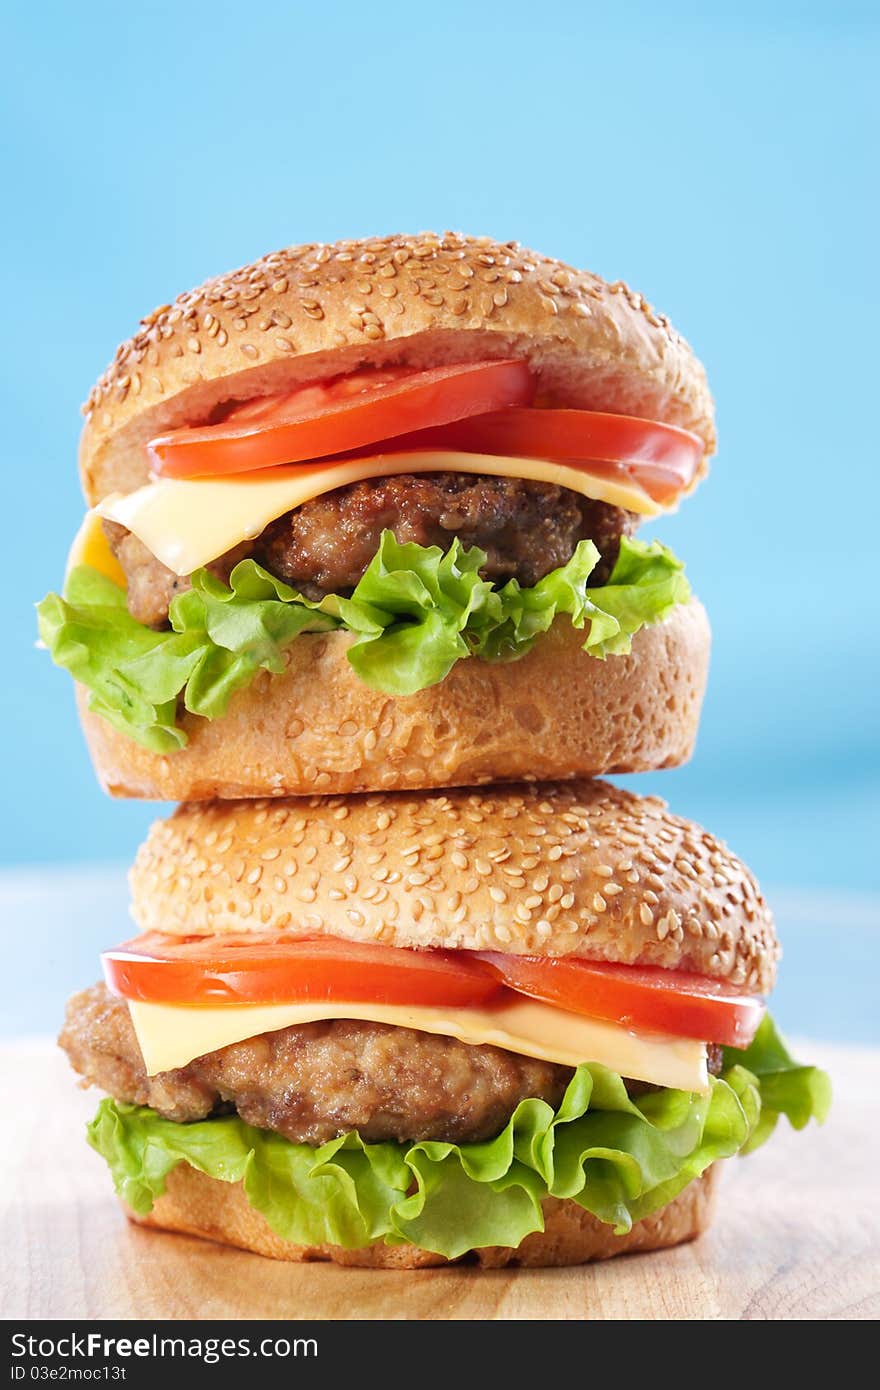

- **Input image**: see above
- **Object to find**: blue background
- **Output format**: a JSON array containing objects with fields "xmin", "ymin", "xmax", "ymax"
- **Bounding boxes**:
[{"xmin": 3, "ymin": 1, "xmax": 878, "ymax": 914}]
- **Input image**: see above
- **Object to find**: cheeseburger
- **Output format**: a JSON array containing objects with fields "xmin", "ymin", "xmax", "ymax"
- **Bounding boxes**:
[
  {"xmin": 60, "ymin": 783, "xmax": 829, "ymax": 1267},
  {"xmin": 39, "ymin": 232, "xmax": 712, "ymax": 800},
  {"xmin": 45, "ymin": 232, "xmax": 829, "ymax": 1271}
]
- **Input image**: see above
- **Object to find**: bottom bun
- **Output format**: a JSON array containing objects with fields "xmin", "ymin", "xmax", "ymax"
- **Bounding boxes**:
[
  {"xmin": 126, "ymin": 1163, "xmax": 719, "ymax": 1269},
  {"xmin": 79, "ymin": 600, "xmax": 709, "ymax": 800}
]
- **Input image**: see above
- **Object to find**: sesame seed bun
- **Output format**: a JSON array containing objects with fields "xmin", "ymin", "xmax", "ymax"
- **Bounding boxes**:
[
  {"xmin": 78, "ymin": 598, "xmax": 710, "ymax": 801},
  {"xmin": 126, "ymin": 1162, "xmax": 719, "ymax": 1268},
  {"xmin": 79, "ymin": 231, "xmax": 715, "ymax": 504},
  {"xmin": 130, "ymin": 778, "xmax": 778, "ymax": 995}
]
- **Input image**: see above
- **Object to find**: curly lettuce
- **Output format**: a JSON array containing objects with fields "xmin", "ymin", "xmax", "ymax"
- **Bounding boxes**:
[
  {"xmin": 87, "ymin": 1016, "xmax": 828, "ymax": 1259},
  {"xmin": 37, "ymin": 533, "xmax": 690, "ymax": 753},
  {"xmin": 721, "ymin": 1014, "xmax": 833, "ymax": 1155}
]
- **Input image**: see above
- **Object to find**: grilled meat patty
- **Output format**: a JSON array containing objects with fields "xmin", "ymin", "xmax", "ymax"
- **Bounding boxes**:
[
  {"xmin": 60, "ymin": 983, "xmax": 571, "ymax": 1145},
  {"xmin": 60, "ymin": 983, "xmax": 722, "ymax": 1147},
  {"xmin": 254, "ymin": 474, "xmax": 635, "ymax": 600},
  {"xmin": 103, "ymin": 474, "xmax": 638, "ymax": 627}
]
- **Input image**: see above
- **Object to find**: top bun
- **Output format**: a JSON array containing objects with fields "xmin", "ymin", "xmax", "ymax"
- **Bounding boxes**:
[
  {"xmin": 80, "ymin": 232, "xmax": 715, "ymax": 504},
  {"xmin": 130, "ymin": 780, "xmax": 777, "ymax": 995}
]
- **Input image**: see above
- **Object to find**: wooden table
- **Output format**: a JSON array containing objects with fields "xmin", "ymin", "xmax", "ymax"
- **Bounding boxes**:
[{"xmin": 2, "ymin": 1039, "xmax": 876, "ymax": 1320}]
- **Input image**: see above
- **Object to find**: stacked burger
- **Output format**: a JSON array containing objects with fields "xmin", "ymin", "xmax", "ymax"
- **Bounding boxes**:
[{"xmin": 41, "ymin": 233, "xmax": 829, "ymax": 1269}]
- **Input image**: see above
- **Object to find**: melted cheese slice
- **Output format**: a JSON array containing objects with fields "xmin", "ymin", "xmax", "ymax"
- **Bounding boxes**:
[
  {"xmin": 128, "ymin": 996, "xmax": 708, "ymax": 1093},
  {"xmin": 65, "ymin": 509, "xmax": 126, "ymax": 586},
  {"xmin": 97, "ymin": 449, "xmax": 662, "ymax": 577}
]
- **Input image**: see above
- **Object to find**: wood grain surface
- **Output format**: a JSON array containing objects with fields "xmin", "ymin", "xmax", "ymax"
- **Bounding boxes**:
[{"xmin": 1, "ymin": 1039, "xmax": 875, "ymax": 1320}]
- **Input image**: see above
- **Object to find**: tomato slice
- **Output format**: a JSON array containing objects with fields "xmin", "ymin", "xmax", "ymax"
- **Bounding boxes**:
[
  {"xmin": 395, "ymin": 409, "xmax": 703, "ymax": 504},
  {"xmin": 103, "ymin": 933, "xmax": 762, "ymax": 1047},
  {"xmin": 147, "ymin": 361, "xmax": 534, "ymax": 478},
  {"xmin": 102, "ymin": 933, "xmax": 503, "ymax": 1008},
  {"xmin": 475, "ymin": 953, "xmax": 763, "ymax": 1047}
]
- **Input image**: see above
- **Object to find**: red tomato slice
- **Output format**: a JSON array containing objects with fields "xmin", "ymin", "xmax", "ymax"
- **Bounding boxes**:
[
  {"xmin": 102, "ymin": 933, "xmax": 762, "ymax": 1048},
  {"xmin": 102, "ymin": 933, "xmax": 502, "ymax": 1008},
  {"xmin": 147, "ymin": 361, "xmax": 534, "ymax": 478},
  {"xmin": 475, "ymin": 953, "xmax": 763, "ymax": 1047},
  {"xmin": 396, "ymin": 409, "xmax": 703, "ymax": 504}
]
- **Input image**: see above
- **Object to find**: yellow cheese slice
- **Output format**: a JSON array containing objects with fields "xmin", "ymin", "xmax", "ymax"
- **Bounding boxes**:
[
  {"xmin": 97, "ymin": 449, "xmax": 663, "ymax": 577},
  {"xmin": 65, "ymin": 509, "xmax": 126, "ymax": 587},
  {"xmin": 127, "ymin": 995, "xmax": 708, "ymax": 1093}
]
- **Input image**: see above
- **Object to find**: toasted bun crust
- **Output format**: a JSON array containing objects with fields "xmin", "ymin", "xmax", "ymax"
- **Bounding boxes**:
[
  {"xmin": 130, "ymin": 776, "xmax": 777, "ymax": 993},
  {"xmin": 127, "ymin": 1163, "xmax": 719, "ymax": 1268},
  {"xmin": 78, "ymin": 599, "xmax": 709, "ymax": 802},
  {"xmin": 80, "ymin": 231, "xmax": 715, "ymax": 504}
]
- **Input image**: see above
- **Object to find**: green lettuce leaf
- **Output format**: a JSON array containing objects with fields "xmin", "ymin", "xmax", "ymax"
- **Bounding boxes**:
[
  {"xmin": 37, "ymin": 533, "xmax": 689, "ymax": 751},
  {"xmin": 722, "ymin": 1014, "xmax": 832, "ymax": 1155},
  {"xmin": 86, "ymin": 1021, "xmax": 828, "ymax": 1259},
  {"xmin": 581, "ymin": 536, "xmax": 691, "ymax": 658}
]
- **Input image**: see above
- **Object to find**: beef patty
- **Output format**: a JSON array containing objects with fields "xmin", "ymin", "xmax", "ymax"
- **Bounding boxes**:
[
  {"xmin": 60, "ymin": 983, "xmax": 571, "ymax": 1145},
  {"xmin": 60, "ymin": 984, "xmax": 722, "ymax": 1147},
  {"xmin": 104, "ymin": 474, "xmax": 638, "ymax": 627}
]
